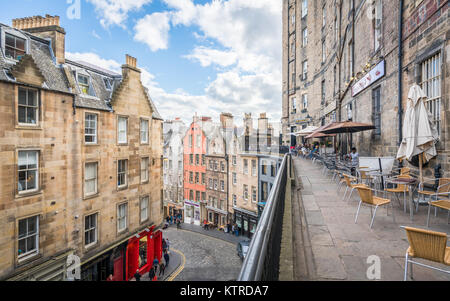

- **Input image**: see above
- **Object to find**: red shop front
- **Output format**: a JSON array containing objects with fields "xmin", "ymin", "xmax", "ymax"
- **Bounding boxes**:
[{"xmin": 125, "ymin": 226, "xmax": 162, "ymax": 281}]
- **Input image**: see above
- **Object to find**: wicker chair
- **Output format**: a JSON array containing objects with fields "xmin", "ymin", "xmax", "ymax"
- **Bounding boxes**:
[
  {"xmin": 416, "ymin": 178, "xmax": 450, "ymax": 212},
  {"xmin": 355, "ymin": 186, "xmax": 395, "ymax": 229},
  {"xmin": 385, "ymin": 175, "xmax": 411, "ymax": 213},
  {"xmin": 427, "ymin": 199, "xmax": 450, "ymax": 227},
  {"xmin": 342, "ymin": 174, "xmax": 366, "ymax": 203},
  {"xmin": 402, "ymin": 226, "xmax": 450, "ymax": 281}
]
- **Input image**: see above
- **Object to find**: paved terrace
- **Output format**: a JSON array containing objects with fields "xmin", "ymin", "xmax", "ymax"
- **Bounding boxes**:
[{"xmin": 286, "ymin": 157, "xmax": 450, "ymax": 281}]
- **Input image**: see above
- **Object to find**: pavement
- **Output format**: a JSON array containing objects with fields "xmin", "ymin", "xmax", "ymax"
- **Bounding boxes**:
[
  {"xmin": 160, "ymin": 227, "xmax": 243, "ymax": 281},
  {"xmin": 140, "ymin": 247, "xmax": 183, "ymax": 281},
  {"xmin": 174, "ymin": 222, "xmax": 249, "ymax": 245},
  {"xmin": 291, "ymin": 157, "xmax": 450, "ymax": 281}
]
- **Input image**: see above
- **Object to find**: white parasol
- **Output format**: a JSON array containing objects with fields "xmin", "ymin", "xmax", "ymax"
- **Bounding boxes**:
[{"xmin": 397, "ymin": 84, "xmax": 439, "ymax": 181}]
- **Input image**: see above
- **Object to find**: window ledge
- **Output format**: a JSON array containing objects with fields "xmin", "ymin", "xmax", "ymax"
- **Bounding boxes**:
[
  {"xmin": 83, "ymin": 193, "xmax": 100, "ymax": 201},
  {"xmin": 84, "ymin": 242, "xmax": 99, "ymax": 251},
  {"xmin": 16, "ymin": 190, "xmax": 43, "ymax": 200},
  {"xmin": 16, "ymin": 253, "xmax": 41, "ymax": 268},
  {"xmin": 16, "ymin": 125, "xmax": 42, "ymax": 131},
  {"xmin": 84, "ymin": 143, "xmax": 99, "ymax": 146},
  {"xmin": 117, "ymin": 186, "xmax": 128, "ymax": 192}
]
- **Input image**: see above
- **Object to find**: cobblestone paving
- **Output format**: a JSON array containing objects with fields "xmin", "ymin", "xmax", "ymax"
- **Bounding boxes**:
[{"xmin": 162, "ymin": 227, "xmax": 243, "ymax": 281}]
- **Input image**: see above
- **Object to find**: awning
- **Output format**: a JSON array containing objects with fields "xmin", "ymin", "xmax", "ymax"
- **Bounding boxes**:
[
  {"xmin": 233, "ymin": 206, "xmax": 258, "ymax": 218},
  {"xmin": 206, "ymin": 206, "xmax": 228, "ymax": 215},
  {"xmin": 295, "ymin": 126, "xmax": 319, "ymax": 136},
  {"xmin": 305, "ymin": 124, "xmax": 336, "ymax": 139}
]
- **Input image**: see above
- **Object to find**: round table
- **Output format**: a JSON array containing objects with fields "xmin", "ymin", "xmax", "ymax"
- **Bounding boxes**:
[{"xmin": 384, "ymin": 177, "xmax": 419, "ymax": 221}]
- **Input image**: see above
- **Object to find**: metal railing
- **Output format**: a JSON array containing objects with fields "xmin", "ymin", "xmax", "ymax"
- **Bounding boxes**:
[{"xmin": 237, "ymin": 154, "xmax": 290, "ymax": 281}]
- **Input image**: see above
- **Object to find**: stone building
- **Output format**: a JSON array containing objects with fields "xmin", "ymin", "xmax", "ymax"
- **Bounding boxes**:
[
  {"xmin": 205, "ymin": 123, "xmax": 228, "ymax": 227},
  {"xmin": 183, "ymin": 116, "xmax": 211, "ymax": 225},
  {"xmin": 163, "ymin": 118, "xmax": 186, "ymax": 219},
  {"xmin": 0, "ymin": 15, "xmax": 165, "ymax": 281},
  {"xmin": 282, "ymin": 0, "xmax": 449, "ymax": 176},
  {"xmin": 0, "ymin": 19, "xmax": 76, "ymax": 281}
]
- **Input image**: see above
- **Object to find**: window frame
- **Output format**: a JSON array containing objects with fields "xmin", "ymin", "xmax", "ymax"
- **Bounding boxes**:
[
  {"xmin": 18, "ymin": 87, "xmax": 39, "ymax": 126},
  {"xmin": 141, "ymin": 157, "xmax": 149, "ymax": 183},
  {"xmin": 84, "ymin": 213, "xmax": 98, "ymax": 248},
  {"xmin": 140, "ymin": 196, "xmax": 149, "ymax": 223},
  {"xmin": 117, "ymin": 116, "xmax": 128, "ymax": 145},
  {"xmin": 17, "ymin": 215, "xmax": 39, "ymax": 261},
  {"xmin": 117, "ymin": 159, "xmax": 128, "ymax": 189},
  {"xmin": 117, "ymin": 202, "xmax": 128, "ymax": 233},
  {"xmin": 84, "ymin": 112, "xmax": 98, "ymax": 144},
  {"xmin": 17, "ymin": 150, "xmax": 39, "ymax": 195},
  {"xmin": 140, "ymin": 118, "xmax": 149, "ymax": 145},
  {"xmin": 5, "ymin": 32, "xmax": 26, "ymax": 61},
  {"xmin": 84, "ymin": 162, "xmax": 98, "ymax": 197}
]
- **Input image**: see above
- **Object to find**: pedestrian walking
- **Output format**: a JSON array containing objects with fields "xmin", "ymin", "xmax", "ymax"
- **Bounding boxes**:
[
  {"xmin": 153, "ymin": 257, "xmax": 159, "ymax": 273},
  {"xmin": 148, "ymin": 266, "xmax": 156, "ymax": 281},
  {"xmin": 164, "ymin": 250, "xmax": 170, "ymax": 267},
  {"xmin": 176, "ymin": 218, "xmax": 181, "ymax": 229},
  {"xmin": 166, "ymin": 239, "xmax": 170, "ymax": 252},
  {"xmin": 158, "ymin": 262, "xmax": 165, "ymax": 277},
  {"xmin": 134, "ymin": 269, "xmax": 141, "ymax": 281},
  {"xmin": 162, "ymin": 238, "xmax": 167, "ymax": 253}
]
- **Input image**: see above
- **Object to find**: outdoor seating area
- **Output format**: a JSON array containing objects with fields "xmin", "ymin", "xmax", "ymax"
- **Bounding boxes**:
[{"xmin": 295, "ymin": 154, "xmax": 449, "ymax": 280}]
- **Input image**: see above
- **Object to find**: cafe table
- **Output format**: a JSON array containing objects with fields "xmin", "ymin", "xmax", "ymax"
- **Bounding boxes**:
[{"xmin": 384, "ymin": 177, "xmax": 419, "ymax": 221}]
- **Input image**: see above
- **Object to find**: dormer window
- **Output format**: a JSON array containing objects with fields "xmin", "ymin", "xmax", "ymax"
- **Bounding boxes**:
[
  {"xmin": 103, "ymin": 78, "xmax": 113, "ymax": 90},
  {"xmin": 5, "ymin": 33, "xmax": 25, "ymax": 60},
  {"xmin": 78, "ymin": 74, "xmax": 90, "ymax": 95}
]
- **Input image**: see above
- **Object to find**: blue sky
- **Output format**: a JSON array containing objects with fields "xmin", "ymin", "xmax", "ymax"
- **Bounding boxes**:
[{"xmin": 0, "ymin": 0, "xmax": 282, "ymax": 128}]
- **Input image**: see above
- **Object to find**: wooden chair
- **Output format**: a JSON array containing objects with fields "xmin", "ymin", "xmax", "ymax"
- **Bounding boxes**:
[
  {"xmin": 417, "ymin": 178, "xmax": 450, "ymax": 212},
  {"xmin": 427, "ymin": 199, "xmax": 450, "ymax": 227},
  {"xmin": 342, "ymin": 174, "xmax": 366, "ymax": 203},
  {"xmin": 355, "ymin": 186, "xmax": 395, "ymax": 229},
  {"xmin": 385, "ymin": 175, "xmax": 411, "ymax": 213},
  {"xmin": 402, "ymin": 226, "xmax": 449, "ymax": 281},
  {"xmin": 357, "ymin": 169, "xmax": 375, "ymax": 187}
]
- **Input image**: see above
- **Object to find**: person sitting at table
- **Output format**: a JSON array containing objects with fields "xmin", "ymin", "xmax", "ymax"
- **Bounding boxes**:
[{"xmin": 345, "ymin": 147, "xmax": 359, "ymax": 176}]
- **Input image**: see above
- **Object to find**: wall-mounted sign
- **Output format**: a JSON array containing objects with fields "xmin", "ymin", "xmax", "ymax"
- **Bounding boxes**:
[{"xmin": 352, "ymin": 60, "xmax": 385, "ymax": 97}]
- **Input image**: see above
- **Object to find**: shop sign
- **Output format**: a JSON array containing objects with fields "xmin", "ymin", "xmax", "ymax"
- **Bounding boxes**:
[{"xmin": 352, "ymin": 60, "xmax": 385, "ymax": 97}]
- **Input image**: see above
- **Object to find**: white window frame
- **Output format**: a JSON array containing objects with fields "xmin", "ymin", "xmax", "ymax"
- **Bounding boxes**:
[
  {"xmin": 5, "ymin": 32, "xmax": 26, "ymax": 61},
  {"xmin": 85, "ymin": 113, "xmax": 97, "ymax": 144},
  {"xmin": 421, "ymin": 52, "xmax": 442, "ymax": 137},
  {"xmin": 302, "ymin": 28, "xmax": 308, "ymax": 47},
  {"xmin": 244, "ymin": 185, "xmax": 249, "ymax": 201},
  {"xmin": 18, "ymin": 150, "xmax": 39, "ymax": 194},
  {"xmin": 117, "ymin": 203, "xmax": 128, "ymax": 233},
  {"xmin": 302, "ymin": 60, "xmax": 308, "ymax": 80},
  {"xmin": 18, "ymin": 87, "xmax": 39, "ymax": 126},
  {"xmin": 233, "ymin": 173, "xmax": 237, "ymax": 185},
  {"xmin": 220, "ymin": 180, "xmax": 225, "ymax": 192},
  {"xmin": 141, "ymin": 157, "xmax": 149, "ymax": 183},
  {"xmin": 117, "ymin": 159, "xmax": 128, "ymax": 188},
  {"xmin": 17, "ymin": 215, "xmax": 39, "ymax": 261},
  {"xmin": 252, "ymin": 186, "xmax": 257, "ymax": 203},
  {"xmin": 84, "ymin": 213, "xmax": 98, "ymax": 248},
  {"xmin": 84, "ymin": 162, "xmax": 98, "ymax": 197},
  {"xmin": 302, "ymin": 0, "xmax": 308, "ymax": 18},
  {"xmin": 244, "ymin": 159, "xmax": 248, "ymax": 175},
  {"xmin": 140, "ymin": 119, "xmax": 149, "ymax": 144},
  {"xmin": 140, "ymin": 196, "xmax": 149, "ymax": 222},
  {"xmin": 77, "ymin": 74, "xmax": 91, "ymax": 95},
  {"xmin": 118, "ymin": 116, "xmax": 128, "ymax": 144},
  {"xmin": 374, "ymin": 0, "xmax": 382, "ymax": 51}
]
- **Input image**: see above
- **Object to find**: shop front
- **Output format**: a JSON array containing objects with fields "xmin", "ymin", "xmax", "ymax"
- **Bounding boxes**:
[
  {"xmin": 206, "ymin": 206, "xmax": 228, "ymax": 228},
  {"xmin": 234, "ymin": 208, "xmax": 258, "ymax": 239},
  {"xmin": 166, "ymin": 202, "xmax": 184, "ymax": 220},
  {"xmin": 80, "ymin": 225, "xmax": 162, "ymax": 281},
  {"xmin": 125, "ymin": 226, "xmax": 162, "ymax": 280},
  {"xmin": 184, "ymin": 200, "xmax": 201, "ymax": 225}
]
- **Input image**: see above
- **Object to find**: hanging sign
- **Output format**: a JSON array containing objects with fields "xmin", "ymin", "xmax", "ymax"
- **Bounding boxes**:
[{"xmin": 352, "ymin": 60, "xmax": 385, "ymax": 97}]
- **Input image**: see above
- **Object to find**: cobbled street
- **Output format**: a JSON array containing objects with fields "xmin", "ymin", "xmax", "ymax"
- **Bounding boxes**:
[{"xmin": 162, "ymin": 227, "xmax": 243, "ymax": 281}]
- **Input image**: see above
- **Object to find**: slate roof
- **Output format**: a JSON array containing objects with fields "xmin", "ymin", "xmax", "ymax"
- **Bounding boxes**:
[
  {"xmin": 0, "ymin": 24, "xmax": 71, "ymax": 94},
  {"xmin": 0, "ymin": 22, "xmax": 163, "ymax": 119}
]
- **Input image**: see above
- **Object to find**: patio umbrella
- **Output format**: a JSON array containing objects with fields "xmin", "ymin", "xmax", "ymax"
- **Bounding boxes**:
[
  {"xmin": 397, "ymin": 84, "xmax": 439, "ymax": 182},
  {"xmin": 321, "ymin": 121, "xmax": 376, "ymax": 157},
  {"xmin": 295, "ymin": 126, "xmax": 319, "ymax": 137}
]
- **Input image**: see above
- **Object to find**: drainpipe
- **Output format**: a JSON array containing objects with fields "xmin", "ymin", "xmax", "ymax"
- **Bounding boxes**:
[{"xmin": 398, "ymin": 0, "xmax": 404, "ymax": 146}]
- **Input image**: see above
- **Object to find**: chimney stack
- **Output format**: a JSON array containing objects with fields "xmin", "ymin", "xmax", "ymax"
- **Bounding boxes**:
[
  {"xmin": 122, "ymin": 54, "xmax": 141, "ymax": 78},
  {"xmin": 220, "ymin": 113, "xmax": 234, "ymax": 130},
  {"xmin": 12, "ymin": 15, "xmax": 66, "ymax": 64}
]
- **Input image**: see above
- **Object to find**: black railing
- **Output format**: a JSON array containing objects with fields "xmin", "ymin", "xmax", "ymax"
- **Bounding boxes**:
[{"xmin": 237, "ymin": 154, "xmax": 290, "ymax": 281}]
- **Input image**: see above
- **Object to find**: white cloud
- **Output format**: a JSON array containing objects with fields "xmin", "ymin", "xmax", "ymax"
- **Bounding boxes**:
[
  {"xmin": 92, "ymin": 30, "xmax": 101, "ymax": 39},
  {"xmin": 134, "ymin": 12, "xmax": 171, "ymax": 52},
  {"xmin": 183, "ymin": 47, "xmax": 238, "ymax": 68},
  {"xmin": 66, "ymin": 52, "xmax": 122, "ymax": 73},
  {"xmin": 87, "ymin": 0, "xmax": 152, "ymax": 28}
]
